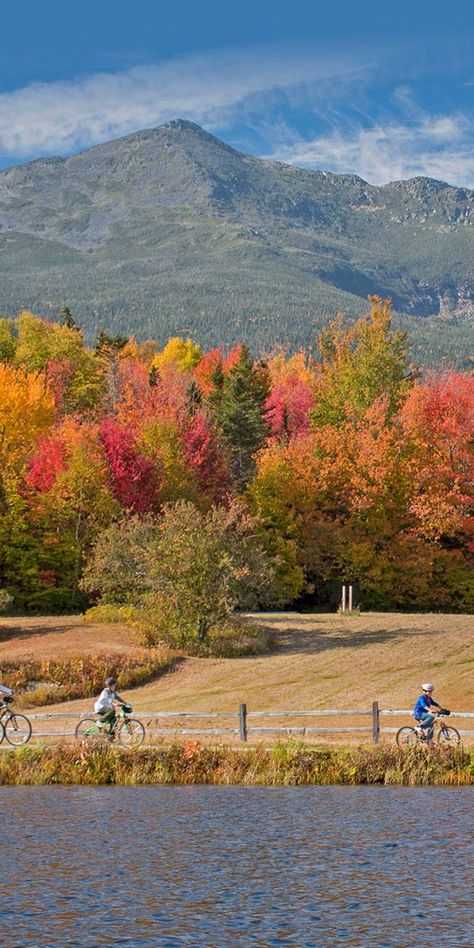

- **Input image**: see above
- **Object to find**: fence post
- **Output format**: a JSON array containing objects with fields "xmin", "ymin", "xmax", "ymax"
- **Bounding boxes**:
[
  {"xmin": 341, "ymin": 584, "xmax": 346, "ymax": 612},
  {"xmin": 239, "ymin": 703, "xmax": 248, "ymax": 742},
  {"xmin": 372, "ymin": 701, "xmax": 380, "ymax": 744},
  {"xmin": 348, "ymin": 584, "xmax": 353, "ymax": 611}
]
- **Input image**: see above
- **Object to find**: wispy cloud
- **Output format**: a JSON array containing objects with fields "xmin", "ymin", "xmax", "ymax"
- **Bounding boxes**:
[
  {"xmin": 1, "ymin": 40, "xmax": 472, "ymax": 188},
  {"xmin": 265, "ymin": 112, "xmax": 474, "ymax": 187},
  {"xmin": 0, "ymin": 44, "xmax": 368, "ymax": 161}
]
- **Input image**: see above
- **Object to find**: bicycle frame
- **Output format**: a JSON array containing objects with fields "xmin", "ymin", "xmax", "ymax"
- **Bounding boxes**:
[
  {"xmin": 418, "ymin": 715, "xmax": 448, "ymax": 741},
  {"xmin": 91, "ymin": 706, "xmax": 130, "ymax": 735},
  {"xmin": 0, "ymin": 704, "xmax": 14, "ymax": 725}
]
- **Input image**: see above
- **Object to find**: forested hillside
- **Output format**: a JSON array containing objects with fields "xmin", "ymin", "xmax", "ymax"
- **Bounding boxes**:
[
  {"xmin": 0, "ymin": 299, "xmax": 472, "ymax": 618},
  {"xmin": 0, "ymin": 120, "xmax": 473, "ymax": 367}
]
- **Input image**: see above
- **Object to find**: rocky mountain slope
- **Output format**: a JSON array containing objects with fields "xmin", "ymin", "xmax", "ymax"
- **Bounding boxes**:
[{"xmin": 0, "ymin": 120, "xmax": 472, "ymax": 365}]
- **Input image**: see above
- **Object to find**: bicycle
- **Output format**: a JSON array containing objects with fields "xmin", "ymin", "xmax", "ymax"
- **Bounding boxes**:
[
  {"xmin": 396, "ymin": 711, "xmax": 460, "ymax": 748},
  {"xmin": 75, "ymin": 704, "xmax": 145, "ymax": 747},
  {"xmin": 0, "ymin": 695, "xmax": 32, "ymax": 746}
]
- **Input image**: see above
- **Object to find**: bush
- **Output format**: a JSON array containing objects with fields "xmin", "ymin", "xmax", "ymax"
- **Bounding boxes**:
[
  {"xmin": 138, "ymin": 616, "xmax": 274, "ymax": 657},
  {"xmin": 83, "ymin": 603, "xmax": 140, "ymax": 625},
  {"xmin": 82, "ymin": 499, "xmax": 288, "ymax": 649},
  {"xmin": 0, "ymin": 742, "xmax": 471, "ymax": 787},
  {"xmin": 0, "ymin": 650, "xmax": 175, "ymax": 707},
  {"xmin": 0, "ymin": 589, "xmax": 13, "ymax": 614},
  {"xmin": 81, "ymin": 515, "xmax": 157, "ymax": 604}
]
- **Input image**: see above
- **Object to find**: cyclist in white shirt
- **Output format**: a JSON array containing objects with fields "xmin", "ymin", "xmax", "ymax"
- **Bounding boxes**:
[
  {"xmin": 0, "ymin": 683, "xmax": 14, "ymax": 705},
  {"xmin": 94, "ymin": 677, "xmax": 127, "ymax": 733}
]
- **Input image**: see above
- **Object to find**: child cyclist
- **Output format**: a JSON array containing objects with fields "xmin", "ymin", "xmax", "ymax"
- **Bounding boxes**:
[
  {"xmin": 94, "ymin": 677, "xmax": 129, "ymax": 735},
  {"xmin": 413, "ymin": 683, "xmax": 447, "ymax": 736}
]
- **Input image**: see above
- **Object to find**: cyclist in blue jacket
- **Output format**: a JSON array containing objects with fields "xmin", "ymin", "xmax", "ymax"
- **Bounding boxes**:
[{"xmin": 414, "ymin": 683, "xmax": 442, "ymax": 735}]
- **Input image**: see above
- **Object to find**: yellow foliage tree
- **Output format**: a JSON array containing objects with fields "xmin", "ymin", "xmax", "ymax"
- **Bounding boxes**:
[
  {"xmin": 267, "ymin": 348, "xmax": 315, "ymax": 386},
  {"xmin": 151, "ymin": 337, "xmax": 202, "ymax": 374},
  {"xmin": 14, "ymin": 311, "xmax": 103, "ymax": 413},
  {"xmin": 0, "ymin": 364, "xmax": 55, "ymax": 470}
]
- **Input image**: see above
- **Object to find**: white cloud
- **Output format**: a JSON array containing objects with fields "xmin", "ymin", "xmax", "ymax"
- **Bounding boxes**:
[
  {"xmin": 0, "ymin": 45, "xmax": 367, "ymax": 160},
  {"xmin": 1, "ymin": 41, "xmax": 471, "ymax": 189},
  {"xmin": 266, "ymin": 113, "xmax": 474, "ymax": 187}
]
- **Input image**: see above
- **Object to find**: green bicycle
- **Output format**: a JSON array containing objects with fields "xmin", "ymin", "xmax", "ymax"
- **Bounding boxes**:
[
  {"xmin": 75, "ymin": 704, "xmax": 145, "ymax": 747},
  {"xmin": 0, "ymin": 695, "xmax": 32, "ymax": 746}
]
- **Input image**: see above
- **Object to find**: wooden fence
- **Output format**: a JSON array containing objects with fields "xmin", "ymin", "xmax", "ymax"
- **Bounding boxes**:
[{"xmin": 22, "ymin": 703, "xmax": 474, "ymax": 744}]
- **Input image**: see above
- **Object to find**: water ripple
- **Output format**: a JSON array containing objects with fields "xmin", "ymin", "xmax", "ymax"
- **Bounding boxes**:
[{"xmin": 0, "ymin": 786, "xmax": 473, "ymax": 946}]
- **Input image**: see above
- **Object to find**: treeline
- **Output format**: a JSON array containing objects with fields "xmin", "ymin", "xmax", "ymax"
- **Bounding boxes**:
[{"xmin": 0, "ymin": 297, "xmax": 473, "ymax": 620}]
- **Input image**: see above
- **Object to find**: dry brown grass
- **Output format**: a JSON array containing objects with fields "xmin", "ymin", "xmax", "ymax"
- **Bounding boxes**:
[
  {"xmin": 0, "ymin": 615, "xmax": 145, "ymax": 660},
  {"xmin": 1, "ymin": 611, "xmax": 473, "ymax": 744}
]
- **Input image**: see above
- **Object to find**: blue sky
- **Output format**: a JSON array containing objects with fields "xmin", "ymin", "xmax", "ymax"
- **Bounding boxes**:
[{"xmin": 1, "ymin": 1, "xmax": 473, "ymax": 186}]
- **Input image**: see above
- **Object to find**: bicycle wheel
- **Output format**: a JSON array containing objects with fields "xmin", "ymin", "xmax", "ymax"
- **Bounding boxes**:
[
  {"xmin": 396, "ymin": 726, "xmax": 419, "ymax": 747},
  {"xmin": 0, "ymin": 721, "xmax": 4, "ymax": 744},
  {"xmin": 118, "ymin": 718, "xmax": 145, "ymax": 747},
  {"xmin": 4, "ymin": 713, "xmax": 32, "ymax": 746},
  {"xmin": 438, "ymin": 726, "xmax": 461, "ymax": 746},
  {"xmin": 75, "ymin": 718, "xmax": 103, "ymax": 741}
]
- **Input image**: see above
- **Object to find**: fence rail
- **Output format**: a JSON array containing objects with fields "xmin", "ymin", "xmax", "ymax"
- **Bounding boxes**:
[{"xmin": 17, "ymin": 703, "xmax": 474, "ymax": 743}]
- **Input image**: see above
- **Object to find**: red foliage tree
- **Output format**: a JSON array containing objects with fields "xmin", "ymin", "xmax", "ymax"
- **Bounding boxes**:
[
  {"xmin": 265, "ymin": 377, "xmax": 314, "ymax": 440},
  {"xmin": 183, "ymin": 410, "xmax": 230, "ymax": 503},
  {"xmin": 401, "ymin": 372, "xmax": 474, "ymax": 543},
  {"xmin": 100, "ymin": 418, "xmax": 161, "ymax": 513},
  {"xmin": 26, "ymin": 434, "xmax": 67, "ymax": 492}
]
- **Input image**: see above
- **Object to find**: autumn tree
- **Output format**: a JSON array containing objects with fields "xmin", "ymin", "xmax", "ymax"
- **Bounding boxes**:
[
  {"xmin": 151, "ymin": 336, "xmax": 202, "ymax": 374},
  {"xmin": 401, "ymin": 372, "xmax": 474, "ymax": 545},
  {"xmin": 25, "ymin": 420, "xmax": 119, "ymax": 606},
  {"xmin": 14, "ymin": 311, "xmax": 103, "ymax": 413},
  {"xmin": 311, "ymin": 297, "xmax": 413, "ymax": 429},
  {"xmin": 83, "ymin": 500, "xmax": 284, "ymax": 647},
  {"xmin": 100, "ymin": 418, "xmax": 161, "ymax": 513},
  {"xmin": 0, "ymin": 318, "xmax": 16, "ymax": 362},
  {"xmin": 0, "ymin": 364, "xmax": 55, "ymax": 472}
]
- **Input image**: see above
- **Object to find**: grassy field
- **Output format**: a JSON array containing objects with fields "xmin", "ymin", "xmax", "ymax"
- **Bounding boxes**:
[{"xmin": 1, "ymin": 611, "xmax": 473, "ymax": 745}]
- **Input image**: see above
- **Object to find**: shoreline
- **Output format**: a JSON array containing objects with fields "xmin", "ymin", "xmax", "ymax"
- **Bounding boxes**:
[{"xmin": 0, "ymin": 742, "xmax": 472, "ymax": 787}]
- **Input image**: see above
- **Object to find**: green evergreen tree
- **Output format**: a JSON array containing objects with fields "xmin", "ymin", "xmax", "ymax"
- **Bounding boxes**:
[
  {"xmin": 186, "ymin": 379, "xmax": 202, "ymax": 415},
  {"xmin": 95, "ymin": 331, "xmax": 129, "ymax": 411},
  {"xmin": 210, "ymin": 345, "xmax": 270, "ymax": 487},
  {"xmin": 61, "ymin": 306, "xmax": 79, "ymax": 331},
  {"xmin": 148, "ymin": 365, "xmax": 159, "ymax": 388}
]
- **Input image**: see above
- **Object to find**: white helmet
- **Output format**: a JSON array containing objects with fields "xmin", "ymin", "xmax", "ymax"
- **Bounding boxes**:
[{"xmin": 421, "ymin": 682, "xmax": 434, "ymax": 692}]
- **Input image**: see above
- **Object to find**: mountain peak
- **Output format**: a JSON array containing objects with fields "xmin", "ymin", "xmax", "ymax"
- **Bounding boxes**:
[
  {"xmin": 0, "ymin": 122, "xmax": 472, "ymax": 367},
  {"xmin": 159, "ymin": 119, "xmax": 212, "ymax": 134}
]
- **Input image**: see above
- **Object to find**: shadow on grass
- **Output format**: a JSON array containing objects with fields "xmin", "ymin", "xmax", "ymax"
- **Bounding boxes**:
[
  {"xmin": 0, "ymin": 622, "xmax": 85, "ymax": 644},
  {"xmin": 261, "ymin": 623, "xmax": 446, "ymax": 655}
]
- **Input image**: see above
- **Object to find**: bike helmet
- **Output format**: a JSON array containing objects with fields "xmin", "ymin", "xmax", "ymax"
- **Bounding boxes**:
[
  {"xmin": 105, "ymin": 677, "xmax": 117, "ymax": 687},
  {"xmin": 421, "ymin": 682, "xmax": 434, "ymax": 692}
]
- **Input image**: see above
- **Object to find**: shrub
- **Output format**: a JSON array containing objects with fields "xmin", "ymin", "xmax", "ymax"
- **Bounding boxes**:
[
  {"xmin": 0, "ymin": 649, "xmax": 174, "ymax": 707},
  {"xmin": 82, "ymin": 499, "xmax": 287, "ymax": 649},
  {"xmin": 0, "ymin": 589, "xmax": 13, "ymax": 614},
  {"xmin": 0, "ymin": 742, "xmax": 471, "ymax": 787},
  {"xmin": 81, "ymin": 515, "xmax": 158, "ymax": 604},
  {"xmin": 83, "ymin": 603, "xmax": 140, "ymax": 625}
]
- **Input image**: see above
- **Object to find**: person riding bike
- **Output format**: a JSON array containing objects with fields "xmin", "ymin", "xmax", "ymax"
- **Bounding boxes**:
[
  {"xmin": 0, "ymin": 683, "xmax": 14, "ymax": 706},
  {"xmin": 94, "ymin": 677, "xmax": 129, "ymax": 735},
  {"xmin": 413, "ymin": 683, "xmax": 444, "ymax": 736}
]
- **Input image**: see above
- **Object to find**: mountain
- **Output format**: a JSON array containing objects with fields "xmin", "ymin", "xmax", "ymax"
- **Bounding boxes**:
[{"xmin": 0, "ymin": 119, "xmax": 472, "ymax": 366}]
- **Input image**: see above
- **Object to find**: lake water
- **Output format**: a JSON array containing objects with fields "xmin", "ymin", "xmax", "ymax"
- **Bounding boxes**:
[{"xmin": 1, "ymin": 786, "xmax": 472, "ymax": 946}]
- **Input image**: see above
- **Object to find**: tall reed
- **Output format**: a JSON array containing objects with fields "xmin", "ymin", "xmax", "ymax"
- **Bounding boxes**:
[{"xmin": 0, "ymin": 741, "xmax": 472, "ymax": 786}]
